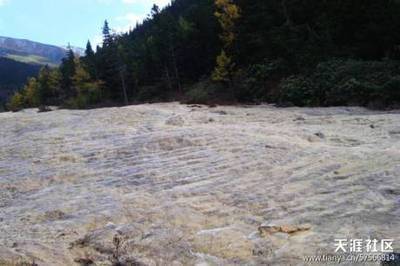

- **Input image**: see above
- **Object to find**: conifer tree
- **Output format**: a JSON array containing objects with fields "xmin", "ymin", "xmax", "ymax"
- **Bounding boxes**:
[
  {"xmin": 83, "ymin": 40, "xmax": 97, "ymax": 79},
  {"xmin": 102, "ymin": 20, "xmax": 113, "ymax": 47},
  {"xmin": 97, "ymin": 20, "xmax": 123, "ymax": 101},
  {"xmin": 85, "ymin": 40, "xmax": 95, "ymax": 58},
  {"xmin": 59, "ymin": 47, "xmax": 76, "ymax": 99},
  {"xmin": 151, "ymin": 4, "xmax": 160, "ymax": 18},
  {"xmin": 37, "ymin": 65, "xmax": 59, "ymax": 106}
]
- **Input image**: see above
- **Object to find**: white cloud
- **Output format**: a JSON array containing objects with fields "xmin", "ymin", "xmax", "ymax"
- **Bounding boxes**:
[
  {"xmin": 90, "ymin": 13, "xmax": 144, "ymax": 48},
  {"xmin": 122, "ymin": 0, "xmax": 170, "ymax": 8},
  {"xmin": 116, "ymin": 0, "xmax": 170, "ymax": 33},
  {"xmin": 96, "ymin": 0, "xmax": 170, "ymax": 6},
  {"xmin": 116, "ymin": 13, "xmax": 145, "ymax": 25},
  {"xmin": 0, "ymin": 0, "xmax": 9, "ymax": 7},
  {"xmin": 90, "ymin": 34, "xmax": 103, "ymax": 48},
  {"xmin": 114, "ymin": 12, "xmax": 146, "ymax": 34},
  {"xmin": 96, "ymin": 0, "xmax": 113, "ymax": 4},
  {"xmin": 90, "ymin": 0, "xmax": 170, "ymax": 47}
]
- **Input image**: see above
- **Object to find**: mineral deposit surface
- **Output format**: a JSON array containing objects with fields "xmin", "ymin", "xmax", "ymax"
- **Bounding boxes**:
[{"xmin": 0, "ymin": 103, "xmax": 399, "ymax": 265}]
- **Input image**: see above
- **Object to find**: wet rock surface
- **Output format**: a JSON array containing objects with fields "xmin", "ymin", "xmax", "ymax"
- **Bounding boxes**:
[{"xmin": 0, "ymin": 103, "xmax": 399, "ymax": 265}]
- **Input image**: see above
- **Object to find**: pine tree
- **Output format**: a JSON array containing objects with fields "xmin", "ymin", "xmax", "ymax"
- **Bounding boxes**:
[
  {"xmin": 59, "ymin": 47, "xmax": 76, "ymax": 99},
  {"xmin": 151, "ymin": 4, "xmax": 160, "ymax": 18},
  {"xmin": 98, "ymin": 20, "xmax": 124, "ymax": 101},
  {"xmin": 116, "ymin": 44, "xmax": 129, "ymax": 105},
  {"xmin": 85, "ymin": 40, "xmax": 95, "ymax": 58},
  {"xmin": 37, "ymin": 65, "xmax": 58, "ymax": 106},
  {"xmin": 102, "ymin": 20, "xmax": 113, "ymax": 47},
  {"xmin": 83, "ymin": 40, "xmax": 97, "ymax": 79}
]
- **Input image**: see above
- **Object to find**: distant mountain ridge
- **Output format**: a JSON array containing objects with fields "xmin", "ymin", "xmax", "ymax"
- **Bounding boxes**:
[
  {"xmin": 0, "ymin": 36, "xmax": 84, "ymax": 107},
  {"xmin": 61, "ymin": 45, "xmax": 85, "ymax": 57},
  {"xmin": 0, "ymin": 36, "xmax": 84, "ymax": 66}
]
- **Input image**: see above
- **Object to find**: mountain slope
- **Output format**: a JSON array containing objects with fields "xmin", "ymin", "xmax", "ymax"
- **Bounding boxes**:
[
  {"xmin": 0, "ymin": 37, "xmax": 84, "ymax": 107},
  {"xmin": 0, "ymin": 36, "xmax": 66, "ymax": 66},
  {"xmin": 0, "ymin": 57, "xmax": 41, "ymax": 104},
  {"xmin": 0, "ymin": 36, "xmax": 83, "ymax": 66}
]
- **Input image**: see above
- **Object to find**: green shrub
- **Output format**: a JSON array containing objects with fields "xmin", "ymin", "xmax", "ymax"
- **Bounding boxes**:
[
  {"xmin": 63, "ymin": 82, "xmax": 102, "ymax": 109},
  {"xmin": 183, "ymin": 79, "xmax": 221, "ymax": 104},
  {"xmin": 382, "ymin": 76, "xmax": 400, "ymax": 104},
  {"xmin": 136, "ymin": 84, "xmax": 169, "ymax": 102},
  {"xmin": 325, "ymin": 79, "xmax": 378, "ymax": 106},
  {"xmin": 279, "ymin": 75, "xmax": 319, "ymax": 106},
  {"xmin": 278, "ymin": 59, "xmax": 400, "ymax": 108},
  {"xmin": 64, "ymin": 92, "xmax": 101, "ymax": 109},
  {"xmin": 185, "ymin": 87, "xmax": 210, "ymax": 104},
  {"xmin": 234, "ymin": 59, "xmax": 291, "ymax": 102}
]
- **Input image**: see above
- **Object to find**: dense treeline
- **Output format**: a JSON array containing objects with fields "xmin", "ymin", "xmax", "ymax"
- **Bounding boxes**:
[{"xmin": 8, "ymin": 0, "xmax": 400, "ymax": 111}]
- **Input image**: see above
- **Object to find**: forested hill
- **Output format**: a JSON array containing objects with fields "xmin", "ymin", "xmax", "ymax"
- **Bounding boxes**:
[
  {"xmin": 0, "ymin": 37, "xmax": 85, "ymax": 110},
  {"xmin": 0, "ymin": 58, "xmax": 41, "ymax": 107},
  {"xmin": 8, "ymin": 0, "xmax": 400, "ymax": 111}
]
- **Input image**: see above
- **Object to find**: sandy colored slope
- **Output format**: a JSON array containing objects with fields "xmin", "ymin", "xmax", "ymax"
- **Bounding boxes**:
[{"xmin": 0, "ymin": 103, "xmax": 399, "ymax": 265}]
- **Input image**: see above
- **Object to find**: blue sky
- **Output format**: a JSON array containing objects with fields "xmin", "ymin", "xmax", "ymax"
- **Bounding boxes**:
[{"xmin": 0, "ymin": 0, "xmax": 169, "ymax": 48}]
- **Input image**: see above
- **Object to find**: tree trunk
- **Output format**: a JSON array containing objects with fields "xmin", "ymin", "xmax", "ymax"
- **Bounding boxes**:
[
  {"xmin": 168, "ymin": 34, "xmax": 182, "ymax": 93},
  {"xmin": 281, "ymin": 0, "xmax": 292, "ymax": 27},
  {"xmin": 119, "ymin": 68, "xmax": 129, "ymax": 105},
  {"xmin": 164, "ymin": 66, "xmax": 173, "ymax": 91},
  {"xmin": 172, "ymin": 52, "xmax": 182, "ymax": 93}
]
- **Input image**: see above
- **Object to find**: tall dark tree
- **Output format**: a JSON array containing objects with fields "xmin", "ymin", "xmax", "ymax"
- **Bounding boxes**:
[
  {"xmin": 85, "ymin": 40, "xmax": 95, "ymax": 57},
  {"xmin": 83, "ymin": 40, "xmax": 97, "ymax": 79},
  {"xmin": 59, "ymin": 46, "xmax": 76, "ymax": 99},
  {"xmin": 102, "ymin": 20, "xmax": 113, "ymax": 47}
]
